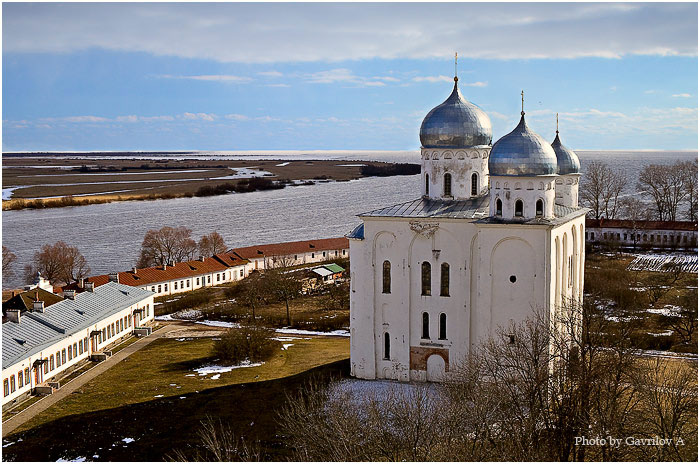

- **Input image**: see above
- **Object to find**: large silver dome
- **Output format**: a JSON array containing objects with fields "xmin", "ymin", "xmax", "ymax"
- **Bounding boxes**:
[
  {"xmin": 419, "ymin": 80, "xmax": 492, "ymax": 148},
  {"xmin": 551, "ymin": 132, "xmax": 580, "ymax": 175},
  {"xmin": 489, "ymin": 113, "xmax": 558, "ymax": 176}
]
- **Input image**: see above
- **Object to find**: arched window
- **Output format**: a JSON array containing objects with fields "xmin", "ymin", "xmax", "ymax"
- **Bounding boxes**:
[
  {"xmin": 383, "ymin": 333, "xmax": 390, "ymax": 360},
  {"xmin": 536, "ymin": 199, "xmax": 543, "ymax": 217},
  {"xmin": 440, "ymin": 263, "xmax": 450, "ymax": 296},
  {"xmin": 50, "ymin": 355, "xmax": 55, "ymax": 371},
  {"xmin": 422, "ymin": 312, "xmax": 430, "ymax": 339},
  {"xmin": 425, "ymin": 173, "xmax": 430, "ymax": 196},
  {"xmin": 471, "ymin": 173, "xmax": 478, "ymax": 196},
  {"xmin": 496, "ymin": 199, "xmax": 502, "ymax": 216},
  {"xmin": 443, "ymin": 173, "xmax": 452, "ymax": 197},
  {"xmin": 421, "ymin": 261, "xmax": 431, "ymax": 296},
  {"xmin": 515, "ymin": 200, "xmax": 524, "ymax": 217},
  {"xmin": 382, "ymin": 260, "xmax": 391, "ymax": 294},
  {"xmin": 439, "ymin": 313, "xmax": 447, "ymax": 340}
]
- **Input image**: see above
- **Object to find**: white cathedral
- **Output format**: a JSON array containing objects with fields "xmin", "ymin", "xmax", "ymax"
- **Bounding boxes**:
[{"xmin": 348, "ymin": 73, "xmax": 587, "ymax": 382}]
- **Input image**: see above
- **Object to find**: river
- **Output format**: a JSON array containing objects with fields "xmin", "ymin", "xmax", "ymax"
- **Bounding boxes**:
[{"xmin": 2, "ymin": 150, "xmax": 697, "ymax": 289}]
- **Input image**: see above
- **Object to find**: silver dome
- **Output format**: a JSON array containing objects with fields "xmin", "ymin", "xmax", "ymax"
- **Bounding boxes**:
[
  {"xmin": 489, "ymin": 113, "xmax": 558, "ymax": 176},
  {"xmin": 551, "ymin": 132, "xmax": 580, "ymax": 175},
  {"xmin": 419, "ymin": 80, "xmax": 492, "ymax": 148}
]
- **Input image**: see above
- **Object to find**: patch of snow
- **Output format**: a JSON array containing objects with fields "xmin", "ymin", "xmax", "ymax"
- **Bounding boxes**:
[
  {"xmin": 185, "ymin": 374, "xmax": 195, "ymax": 377},
  {"xmin": 211, "ymin": 374, "xmax": 221, "ymax": 380},
  {"xmin": 179, "ymin": 396, "xmax": 186, "ymax": 399},
  {"xmin": 647, "ymin": 305, "xmax": 682, "ymax": 317},
  {"xmin": 154, "ymin": 394, "xmax": 164, "ymax": 398},
  {"xmin": 155, "ymin": 309, "xmax": 203, "ymax": 321},
  {"xmin": 276, "ymin": 328, "xmax": 350, "ymax": 337},
  {"xmin": 169, "ymin": 383, "xmax": 177, "ymax": 386},
  {"xmin": 638, "ymin": 350, "xmax": 698, "ymax": 360},
  {"xmin": 194, "ymin": 360, "xmax": 263, "ymax": 376},
  {"xmin": 647, "ymin": 330, "xmax": 675, "ymax": 337},
  {"xmin": 122, "ymin": 438, "xmax": 135, "ymax": 444},
  {"xmin": 282, "ymin": 343, "xmax": 294, "ymax": 350},
  {"xmin": 3, "ymin": 441, "xmax": 15, "ymax": 448},
  {"xmin": 275, "ymin": 162, "xmax": 290, "ymax": 166},
  {"xmin": 56, "ymin": 457, "xmax": 86, "ymax": 462},
  {"xmin": 336, "ymin": 163, "xmax": 367, "ymax": 167},
  {"xmin": 196, "ymin": 320, "xmax": 240, "ymax": 328},
  {"xmin": 627, "ymin": 254, "xmax": 698, "ymax": 273}
]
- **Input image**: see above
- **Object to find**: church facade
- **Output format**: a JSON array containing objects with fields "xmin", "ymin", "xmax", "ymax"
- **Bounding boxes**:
[{"xmin": 348, "ymin": 75, "xmax": 587, "ymax": 382}]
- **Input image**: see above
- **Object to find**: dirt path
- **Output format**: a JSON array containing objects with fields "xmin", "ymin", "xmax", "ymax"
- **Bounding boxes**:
[{"xmin": 2, "ymin": 323, "xmax": 184, "ymax": 437}]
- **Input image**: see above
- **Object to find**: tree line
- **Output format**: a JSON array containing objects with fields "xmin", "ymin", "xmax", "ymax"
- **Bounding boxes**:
[
  {"xmin": 3, "ymin": 227, "xmax": 229, "ymax": 287},
  {"xmin": 581, "ymin": 159, "xmax": 697, "ymax": 222}
]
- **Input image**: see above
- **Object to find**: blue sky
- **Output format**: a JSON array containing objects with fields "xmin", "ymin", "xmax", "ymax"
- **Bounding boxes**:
[{"xmin": 2, "ymin": 2, "xmax": 697, "ymax": 151}]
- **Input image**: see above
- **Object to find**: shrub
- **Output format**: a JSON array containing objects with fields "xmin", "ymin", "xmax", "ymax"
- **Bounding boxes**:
[
  {"xmin": 213, "ymin": 325, "xmax": 279, "ymax": 365},
  {"xmin": 156, "ymin": 291, "xmax": 214, "ymax": 316}
]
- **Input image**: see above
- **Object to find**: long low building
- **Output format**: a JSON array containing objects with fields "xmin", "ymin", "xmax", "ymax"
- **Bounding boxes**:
[
  {"xmin": 585, "ymin": 219, "xmax": 697, "ymax": 248},
  {"xmin": 231, "ymin": 237, "xmax": 349, "ymax": 271},
  {"xmin": 63, "ymin": 254, "xmax": 249, "ymax": 298},
  {"xmin": 2, "ymin": 282, "xmax": 154, "ymax": 408}
]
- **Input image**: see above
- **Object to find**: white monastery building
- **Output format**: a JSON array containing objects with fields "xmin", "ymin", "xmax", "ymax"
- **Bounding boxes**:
[{"xmin": 348, "ymin": 74, "xmax": 588, "ymax": 382}]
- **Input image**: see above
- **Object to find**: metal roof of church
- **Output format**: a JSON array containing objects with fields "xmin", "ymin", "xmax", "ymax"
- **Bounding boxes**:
[
  {"xmin": 2, "ymin": 282, "xmax": 153, "ymax": 369},
  {"xmin": 359, "ymin": 196, "xmax": 490, "ymax": 219}
]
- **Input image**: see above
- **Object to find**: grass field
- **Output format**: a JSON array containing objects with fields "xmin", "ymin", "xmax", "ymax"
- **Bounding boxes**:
[{"xmin": 12, "ymin": 332, "xmax": 349, "ymax": 435}]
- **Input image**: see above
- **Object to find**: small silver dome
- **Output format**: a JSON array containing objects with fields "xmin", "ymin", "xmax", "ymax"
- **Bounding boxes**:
[
  {"xmin": 551, "ymin": 132, "xmax": 580, "ymax": 175},
  {"xmin": 419, "ymin": 80, "xmax": 492, "ymax": 148},
  {"xmin": 489, "ymin": 113, "xmax": 558, "ymax": 176}
]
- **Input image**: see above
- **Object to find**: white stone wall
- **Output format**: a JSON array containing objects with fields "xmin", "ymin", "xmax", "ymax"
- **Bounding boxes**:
[
  {"xmin": 421, "ymin": 148, "xmax": 490, "ymax": 200},
  {"xmin": 490, "ymin": 176, "xmax": 556, "ymax": 220},
  {"xmin": 141, "ymin": 265, "xmax": 246, "ymax": 297},
  {"xmin": 244, "ymin": 247, "xmax": 349, "ymax": 273},
  {"xmin": 587, "ymin": 227, "xmax": 697, "ymax": 248},
  {"xmin": 555, "ymin": 174, "xmax": 580, "ymax": 208}
]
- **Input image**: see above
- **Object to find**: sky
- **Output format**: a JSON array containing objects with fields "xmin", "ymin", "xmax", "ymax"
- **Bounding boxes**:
[{"xmin": 2, "ymin": 2, "xmax": 698, "ymax": 151}]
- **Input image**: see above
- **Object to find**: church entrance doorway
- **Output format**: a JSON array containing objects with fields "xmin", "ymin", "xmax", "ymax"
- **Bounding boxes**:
[{"xmin": 426, "ymin": 354, "xmax": 445, "ymax": 382}]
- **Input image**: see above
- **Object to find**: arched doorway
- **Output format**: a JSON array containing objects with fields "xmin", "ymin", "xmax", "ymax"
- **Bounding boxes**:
[{"xmin": 426, "ymin": 354, "xmax": 446, "ymax": 382}]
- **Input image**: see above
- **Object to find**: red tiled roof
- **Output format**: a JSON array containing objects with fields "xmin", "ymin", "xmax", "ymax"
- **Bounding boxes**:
[
  {"xmin": 586, "ymin": 219, "xmax": 698, "ymax": 232},
  {"xmin": 62, "ymin": 256, "xmax": 239, "ymax": 291},
  {"xmin": 230, "ymin": 237, "xmax": 349, "ymax": 259},
  {"xmin": 213, "ymin": 251, "xmax": 249, "ymax": 268}
]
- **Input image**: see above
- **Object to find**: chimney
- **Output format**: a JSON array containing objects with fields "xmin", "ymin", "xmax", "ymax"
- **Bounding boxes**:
[
  {"xmin": 85, "ymin": 281, "xmax": 95, "ymax": 292},
  {"xmin": 108, "ymin": 273, "xmax": 119, "ymax": 283},
  {"xmin": 78, "ymin": 278, "xmax": 85, "ymax": 288},
  {"xmin": 199, "ymin": 256, "xmax": 205, "ymax": 262},
  {"xmin": 64, "ymin": 290, "xmax": 76, "ymax": 300},
  {"xmin": 6, "ymin": 309, "xmax": 20, "ymax": 323},
  {"xmin": 132, "ymin": 267, "xmax": 137, "ymax": 274},
  {"xmin": 33, "ymin": 300, "xmax": 45, "ymax": 312},
  {"xmin": 162, "ymin": 264, "xmax": 167, "ymax": 270},
  {"xmin": 168, "ymin": 260, "xmax": 175, "ymax": 267}
]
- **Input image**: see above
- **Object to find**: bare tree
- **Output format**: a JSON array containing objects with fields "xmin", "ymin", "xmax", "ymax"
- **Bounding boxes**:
[
  {"xmin": 136, "ymin": 226, "xmax": 198, "ymax": 268},
  {"xmin": 198, "ymin": 231, "xmax": 227, "ymax": 257},
  {"xmin": 2, "ymin": 246, "xmax": 17, "ymax": 278},
  {"xmin": 638, "ymin": 162, "xmax": 690, "ymax": 222},
  {"xmin": 668, "ymin": 289, "xmax": 697, "ymax": 345},
  {"xmin": 24, "ymin": 241, "xmax": 90, "ymax": 285},
  {"xmin": 263, "ymin": 255, "xmax": 302, "ymax": 326},
  {"xmin": 682, "ymin": 159, "xmax": 698, "ymax": 221},
  {"xmin": 170, "ymin": 416, "xmax": 261, "ymax": 462},
  {"xmin": 580, "ymin": 161, "xmax": 627, "ymax": 219},
  {"xmin": 236, "ymin": 271, "xmax": 263, "ymax": 321}
]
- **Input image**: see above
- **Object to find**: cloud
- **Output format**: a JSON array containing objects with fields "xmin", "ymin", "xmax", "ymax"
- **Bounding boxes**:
[
  {"xmin": 3, "ymin": 3, "xmax": 695, "ymax": 62},
  {"xmin": 158, "ymin": 74, "xmax": 252, "ymax": 83},
  {"xmin": 303, "ymin": 68, "xmax": 391, "ymax": 87},
  {"xmin": 182, "ymin": 112, "xmax": 216, "ymax": 121},
  {"xmin": 225, "ymin": 114, "xmax": 249, "ymax": 121},
  {"xmin": 412, "ymin": 75, "xmax": 453, "ymax": 83},
  {"xmin": 672, "ymin": 93, "xmax": 692, "ymax": 98},
  {"xmin": 258, "ymin": 71, "xmax": 283, "ymax": 77}
]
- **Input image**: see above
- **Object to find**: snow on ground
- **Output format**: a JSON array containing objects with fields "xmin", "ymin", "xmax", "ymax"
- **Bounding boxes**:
[
  {"xmin": 275, "ymin": 162, "xmax": 290, "ymax": 166},
  {"xmin": 195, "ymin": 320, "xmax": 240, "ymax": 328},
  {"xmin": 647, "ymin": 330, "xmax": 675, "ymax": 337},
  {"xmin": 211, "ymin": 374, "xmax": 221, "ymax": 380},
  {"xmin": 627, "ymin": 254, "xmax": 698, "ymax": 273},
  {"xmin": 154, "ymin": 394, "xmax": 164, "ymax": 398},
  {"xmin": 638, "ymin": 350, "xmax": 698, "ymax": 360},
  {"xmin": 336, "ymin": 163, "xmax": 367, "ymax": 167},
  {"xmin": 56, "ymin": 457, "xmax": 86, "ymax": 462},
  {"xmin": 282, "ymin": 344, "xmax": 294, "ymax": 350},
  {"xmin": 121, "ymin": 438, "xmax": 135, "ymax": 444},
  {"xmin": 193, "ymin": 360, "xmax": 263, "ymax": 376},
  {"xmin": 155, "ymin": 309, "xmax": 202, "ymax": 321},
  {"xmin": 276, "ymin": 328, "xmax": 350, "ymax": 337},
  {"xmin": 646, "ymin": 305, "xmax": 682, "ymax": 317}
]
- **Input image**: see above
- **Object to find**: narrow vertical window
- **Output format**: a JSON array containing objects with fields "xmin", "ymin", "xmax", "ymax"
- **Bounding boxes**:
[
  {"xmin": 471, "ymin": 173, "xmax": 478, "ymax": 196},
  {"xmin": 421, "ymin": 262, "xmax": 431, "ymax": 296},
  {"xmin": 496, "ymin": 199, "xmax": 502, "ymax": 216},
  {"xmin": 443, "ymin": 173, "xmax": 452, "ymax": 197},
  {"xmin": 425, "ymin": 173, "xmax": 430, "ymax": 196},
  {"xmin": 383, "ymin": 333, "xmax": 390, "ymax": 360},
  {"xmin": 536, "ymin": 199, "xmax": 543, "ymax": 217},
  {"xmin": 50, "ymin": 355, "xmax": 55, "ymax": 370},
  {"xmin": 422, "ymin": 312, "xmax": 430, "ymax": 339},
  {"xmin": 18, "ymin": 371, "xmax": 24, "ymax": 388},
  {"xmin": 440, "ymin": 263, "xmax": 450, "ymax": 296},
  {"xmin": 439, "ymin": 313, "xmax": 447, "ymax": 340},
  {"xmin": 515, "ymin": 200, "xmax": 524, "ymax": 217},
  {"xmin": 382, "ymin": 260, "xmax": 391, "ymax": 294},
  {"xmin": 3, "ymin": 379, "xmax": 9, "ymax": 397}
]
